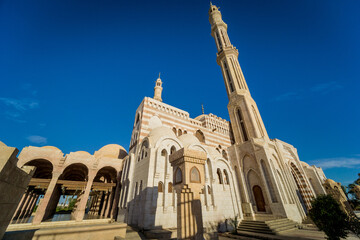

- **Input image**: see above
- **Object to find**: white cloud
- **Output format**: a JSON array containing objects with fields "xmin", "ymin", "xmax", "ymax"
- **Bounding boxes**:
[
  {"xmin": 309, "ymin": 156, "xmax": 360, "ymax": 169},
  {"xmin": 27, "ymin": 135, "xmax": 47, "ymax": 145},
  {"xmin": 0, "ymin": 98, "xmax": 39, "ymax": 111}
]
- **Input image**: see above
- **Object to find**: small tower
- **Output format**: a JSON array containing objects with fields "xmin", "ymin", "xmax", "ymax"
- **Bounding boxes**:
[{"xmin": 153, "ymin": 73, "xmax": 163, "ymax": 102}]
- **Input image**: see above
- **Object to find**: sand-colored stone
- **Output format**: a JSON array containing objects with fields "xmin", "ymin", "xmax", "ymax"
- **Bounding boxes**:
[
  {"xmin": 170, "ymin": 148, "xmax": 207, "ymax": 240},
  {"xmin": 0, "ymin": 142, "xmax": 35, "ymax": 239}
]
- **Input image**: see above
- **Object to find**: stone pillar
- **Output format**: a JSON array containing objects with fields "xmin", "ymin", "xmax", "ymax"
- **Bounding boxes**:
[
  {"xmin": 0, "ymin": 142, "xmax": 35, "ymax": 239},
  {"xmin": 32, "ymin": 172, "xmax": 61, "ymax": 224},
  {"xmin": 73, "ymin": 174, "xmax": 95, "ymax": 221},
  {"xmin": 12, "ymin": 190, "xmax": 28, "ymax": 220},
  {"xmin": 27, "ymin": 194, "xmax": 39, "ymax": 217},
  {"xmin": 18, "ymin": 191, "xmax": 34, "ymax": 219},
  {"xmin": 24, "ymin": 192, "xmax": 38, "ymax": 218},
  {"xmin": 105, "ymin": 190, "xmax": 114, "ymax": 218},
  {"xmin": 100, "ymin": 191, "xmax": 109, "ymax": 217},
  {"xmin": 169, "ymin": 148, "xmax": 207, "ymax": 240}
]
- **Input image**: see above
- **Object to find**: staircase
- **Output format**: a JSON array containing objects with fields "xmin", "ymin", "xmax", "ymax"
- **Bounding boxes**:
[{"xmin": 238, "ymin": 218, "xmax": 297, "ymax": 235}]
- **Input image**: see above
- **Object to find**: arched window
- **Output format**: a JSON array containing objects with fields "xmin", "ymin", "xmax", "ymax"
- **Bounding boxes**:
[
  {"xmin": 139, "ymin": 180, "xmax": 143, "ymax": 193},
  {"xmin": 217, "ymin": 168, "xmax": 223, "ymax": 184},
  {"xmin": 223, "ymin": 170, "xmax": 229, "ymax": 185},
  {"xmin": 134, "ymin": 182, "xmax": 138, "ymax": 197},
  {"xmin": 170, "ymin": 146, "xmax": 176, "ymax": 154},
  {"xmin": 190, "ymin": 167, "xmax": 201, "ymax": 183},
  {"xmin": 175, "ymin": 167, "xmax": 182, "ymax": 184},
  {"xmin": 172, "ymin": 127, "xmax": 177, "ymax": 135},
  {"xmin": 195, "ymin": 130, "xmax": 205, "ymax": 143},
  {"xmin": 178, "ymin": 129, "xmax": 182, "ymax": 136},
  {"xmin": 237, "ymin": 108, "xmax": 248, "ymax": 141},
  {"xmin": 222, "ymin": 150, "xmax": 228, "ymax": 160},
  {"xmin": 168, "ymin": 182, "xmax": 173, "ymax": 193},
  {"xmin": 208, "ymin": 185, "xmax": 212, "ymax": 194},
  {"xmin": 223, "ymin": 60, "xmax": 234, "ymax": 92},
  {"xmin": 184, "ymin": 130, "xmax": 187, "ymax": 134},
  {"xmin": 158, "ymin": 181, "xmax": 164, "ymax": 193},
  {"xmin": 161, "ymin": 149, "xmax": 167, "ymax": 156}
]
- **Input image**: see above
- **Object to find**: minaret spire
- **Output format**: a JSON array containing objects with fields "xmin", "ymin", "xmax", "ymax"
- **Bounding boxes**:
[
  {"xmin": 153, "ymin": 74, "xmax": 163, "ymax": 102},
  {"xmin": 209, "ymin": 4, "xmax": 269, "ymax": 143}
]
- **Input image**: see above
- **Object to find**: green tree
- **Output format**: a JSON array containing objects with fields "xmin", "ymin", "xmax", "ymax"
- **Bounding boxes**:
[{"xmin": 309, "ymin": 195, "xmax": 348, "ymax": 240}]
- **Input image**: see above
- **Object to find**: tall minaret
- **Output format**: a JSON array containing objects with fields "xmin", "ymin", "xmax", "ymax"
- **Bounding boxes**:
[
  {"xmin": 154, "ymin": 73, "xmax": 163, "ymax": 102},
  {"xmin": 209, "ymin": 3, "xmax": 269, "ymax": 143}
]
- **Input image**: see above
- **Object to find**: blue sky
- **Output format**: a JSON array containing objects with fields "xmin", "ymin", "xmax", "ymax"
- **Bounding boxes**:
[{"xmin": 0, "ymin": 0, "xmax": 359, "ymax": 186}]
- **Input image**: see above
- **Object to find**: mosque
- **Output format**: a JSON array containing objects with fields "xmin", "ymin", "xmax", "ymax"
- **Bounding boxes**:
[{"xmin": 5, "ymin": 2, "xmax": 329, "ymax": 235}]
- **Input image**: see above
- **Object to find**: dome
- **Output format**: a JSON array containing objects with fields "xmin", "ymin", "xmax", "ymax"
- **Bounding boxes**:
[
  {"xmin": 96, "ymin": 144, "xmax": 127, "ymax": 159},
  {"xmin": 42, "ymin": 146, "xmax": 62, "ymax": 152},
  {"xmin": 178, "ymin": 133, "xmax": 200, "ymax": 148},
  {"xmin": 148, "ymin": 126, "xmax": 177, "ymax": 146},
  {"xmin": 325, "ymin": 179, "xmax": 337, "ymax": 185},
  {"xmin": 72, "ymin": 151, "xmax": 92, "ymax": 157}
]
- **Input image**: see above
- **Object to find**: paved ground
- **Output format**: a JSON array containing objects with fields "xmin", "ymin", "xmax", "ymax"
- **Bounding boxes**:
[{"xmin": 220, "ymin": 229, "xmax": 360, "ymax": 240}]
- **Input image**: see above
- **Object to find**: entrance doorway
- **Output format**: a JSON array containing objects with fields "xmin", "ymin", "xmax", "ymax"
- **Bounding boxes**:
[{"xmin": 253, "ymin": 185, "xmax": 266, "ymax": 212}]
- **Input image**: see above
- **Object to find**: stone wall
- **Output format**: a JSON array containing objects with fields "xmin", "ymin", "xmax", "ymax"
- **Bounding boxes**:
[{"xmin": 0, "ymin": 141, "xmax": 35, "ymax": 239}]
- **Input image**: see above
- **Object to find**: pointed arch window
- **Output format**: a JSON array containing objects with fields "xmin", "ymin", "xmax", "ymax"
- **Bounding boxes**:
[
  {"xmin": 168, "ymin": 182, "xmax": 173, "ymax": 193},
  {"xmin": 190, "ymin": 167, "xmax": 201, "ymax": 183},
  {"xmin": 223, "ymin": 170, "xmax": 230, "ymax": 185},
  {"xmin": 215, "ymin": 32, "xmax": 222, "ymax": 50},
  {"xmin": 170, "ymin": 146, "xmax": 176, "ymax": 154},
  {"xmin": 237, "ymin": 108, "xmax": 249, "ymax": 141},
  {"xmin": 223, "ymin": 61, "xmax": 234, "ymax": 92},
  {"xmin": 175, "ymin": 167, "xmax": 183, "ymax": 184},
  {"xmin": 158, "ymin": 181, "xmax": 164, "ymax": 193},
  {"xmin": 217, "ymin": 168, "xmax": 223, "ymax": 184}
]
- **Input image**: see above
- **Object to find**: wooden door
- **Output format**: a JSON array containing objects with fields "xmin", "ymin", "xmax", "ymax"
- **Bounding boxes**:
[{"xmin": 253, "ymin": 185, "xmax": 266, "ymax": 212}]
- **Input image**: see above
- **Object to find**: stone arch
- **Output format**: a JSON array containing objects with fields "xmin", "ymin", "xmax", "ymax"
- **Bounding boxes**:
[
  {"xmin": 290, "ymin": 162, "xmax": 313, "ymax": 211},
  {"xmin": 60, "ymin": 163, "xmax": 89, "ymax": 181},
  {"xmin": 172, "ymin": 127, "xmax": 177, "ymax": 135},
  {"xmin": 178, "ymin": 129, "xmax": 183, "ymax": 136},
  {"xmin": 23, "ymin": 159, "xmax": 53, "ymax": 179}
]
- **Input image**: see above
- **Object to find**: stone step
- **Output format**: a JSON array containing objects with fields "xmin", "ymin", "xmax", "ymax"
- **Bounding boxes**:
[{"xmin": 237, "ymin": 227, "xmax": 275, "ymax": 235}]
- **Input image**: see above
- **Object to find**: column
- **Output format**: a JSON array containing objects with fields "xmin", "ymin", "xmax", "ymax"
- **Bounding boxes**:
[
  {"xmin": 73, "ymin": 174, "xmax": 95, "ymax": 221},
  {"xmin": 18, "ymin": 191, "xmax": 33, "ymax": 219},
  {"xmin": 12, "ymin": 190, "xmax": 28, "ymax": 221},
  {"xmin": 104, "ymin": 190, "xmax": 114, "ymax": 218},
  {"xmin": 100, "ymin": 191, "xmax": 109, "ymax": 217},
  {"xmin": 25, "ymin": 193, "xmax": 38, "ymax": 218},
  {"xmin": 32, "ymin": 172, "xmax": 61, "ymax": 224}
]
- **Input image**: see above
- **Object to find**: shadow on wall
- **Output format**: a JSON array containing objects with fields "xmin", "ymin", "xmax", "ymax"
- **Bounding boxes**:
[
  {"xmin": 121, "ymin": 186, "xmax": 173, "ymax": 238},
  {"xmin": 3, "ymin": 229, "xmax": 36, "ymax": 240}
]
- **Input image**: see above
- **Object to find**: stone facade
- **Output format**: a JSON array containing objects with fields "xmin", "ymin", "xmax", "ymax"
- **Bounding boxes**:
[
  {"xmin": 0, "ymin": 141, "xmax": 35, "ymax": 239},
  {"xmin": 11, "ymin": 144, "xmax": 127, "ymax": 225},
  {"xmin": 116, "ymin": 3, "xmax": 329, "ymax": 231},
  {"xmin": 5, "ymin": 3, "xmax": 333, "ymax": 236}
]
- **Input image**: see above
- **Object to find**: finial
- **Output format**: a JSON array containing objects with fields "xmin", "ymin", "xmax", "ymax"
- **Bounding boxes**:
[
  {"xmin": 210, "ymin": 1, "xmax": 213, "ymax": 6},
  {"xmin": 159, "ymin": 72, "xmax": 161, "ymax": 78},
  {"xmin": 202, "ymin": 104, "xmax": 205, "ymax": 115}
]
